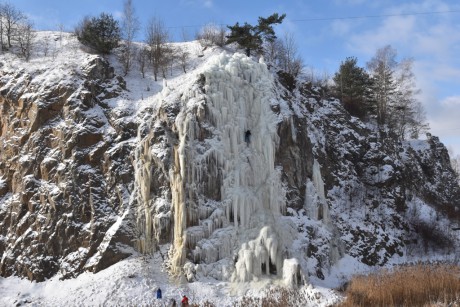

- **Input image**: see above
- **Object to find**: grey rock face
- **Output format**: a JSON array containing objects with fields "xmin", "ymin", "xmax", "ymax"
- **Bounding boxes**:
[
  {"xmin": 0, "ymin": 55, "xmax": 133, "ymax": 281},
  {"xmin": 0, "ymin": 51, "xmax": 458, "ymax": 283}
]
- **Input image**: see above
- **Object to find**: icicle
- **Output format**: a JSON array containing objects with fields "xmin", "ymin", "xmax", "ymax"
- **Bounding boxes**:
[{"xmin": 312, "ymin": 159, "xmax": 326, "ymax": 204}]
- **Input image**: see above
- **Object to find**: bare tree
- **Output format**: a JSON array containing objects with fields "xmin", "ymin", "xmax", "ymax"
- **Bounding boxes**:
[
  {"xmin": 2, "ymin": 2, "xmax": 25, "ymax": 49},
  {"xmin": 42, "ymin": 34, "xmax": 50, "ymax": 56},
  {"xmin": 181, "ymin": 27, "xmax": 190, "ymax": 42},
  {"xmin": 367, "ymin": 46, "xmax": 428, "ymax": 140},
  {"xmin": 120, "ymin": 0, "xmax": 140, "ymax": 76},
  {"xmin": 178, "ymin": 48, "xmax": 189, "ymax": 73},
  {"xmin": 137, "ymin": 46, "xmax": 149, "ymax": 78},
  {"xmin": 278, "ymin": 32, "xmax": 303, "ymax": 77},
  {"xmin": 263, "ymin": 38, "xmax": 282, "ymax": 69},
  {"xmin": 0, "ymin": 3, "xmax": 4, "ymax": 52},
  {"xmin": 408, "ymin": 100, "xmax": 429, "ymax": 139},
  {"xmin": 145, "ymin": 17, "xmax": 169, "ymax": 81},
  {"xmin": 160, "ymin": 44, "xmax": 176, "ymax": 78},
  {"xmin": 367, "ymin": 45, "xmax": 398, "ymax": 127},
  {"xmin": 196, "ymin": 23, "xmax": 226, "ymax": 48},
  {"xmin": 392, "ymin": 58, "xmax": 424, "ymax": 140},
  {"xmin": 16, "ymin": 20, "xmax": 35, "ymax": 61},
  {"xmin": 57, "ymin": 23, "xmax": 65, "ymax": 46},
  {"xmin": 451, "ymin": 154, "xmax": 460, "ymax": 182}
]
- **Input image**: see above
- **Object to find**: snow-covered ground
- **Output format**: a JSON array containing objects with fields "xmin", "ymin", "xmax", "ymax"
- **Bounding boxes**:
[
  {"xmin": 0, "ymin": 252, "xmax": 342, "ymax": 306},
  {"xmin": 3, "ymin": 248, "xmax": 458, "ymax": 306}
]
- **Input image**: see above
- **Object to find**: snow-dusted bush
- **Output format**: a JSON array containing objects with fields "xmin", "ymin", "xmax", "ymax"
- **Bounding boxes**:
[{"xmin": 75, "ymin": 13, "xmax": 120, "ymax": 54}]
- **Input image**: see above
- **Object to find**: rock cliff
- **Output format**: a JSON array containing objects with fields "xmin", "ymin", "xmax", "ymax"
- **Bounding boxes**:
[{"xmin": 0, "ymin": 35, "xmax": 459, "ymax": 283}]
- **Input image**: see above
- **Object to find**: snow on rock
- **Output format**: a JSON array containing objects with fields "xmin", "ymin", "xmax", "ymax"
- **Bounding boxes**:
[
  {"xmin": 0, "ymin": 32, "xmax": 132, "ymax": 281},
  {"xmin": 1, "ymin": 31, "xmax": 460, "ymax": 306}
]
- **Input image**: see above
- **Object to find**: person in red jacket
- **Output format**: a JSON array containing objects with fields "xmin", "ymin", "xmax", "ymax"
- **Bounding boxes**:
[{"xmin": 181, "ymin": 295, "xmax": 189, "ymax": 306}]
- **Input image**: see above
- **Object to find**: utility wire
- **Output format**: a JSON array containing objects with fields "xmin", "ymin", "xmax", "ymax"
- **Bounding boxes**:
[
  {"xmin": 165, "ymin": 9, "xmax": 460, "ymax": 29},
  {"xmin": 291, "ymin": 9, "xmax": 460, "ymax": 22}
]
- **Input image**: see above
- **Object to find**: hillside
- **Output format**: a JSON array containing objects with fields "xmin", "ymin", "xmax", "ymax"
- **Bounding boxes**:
[{"xmin": 0, "ymin": 32, "xmax": 459, "ymax": 306}]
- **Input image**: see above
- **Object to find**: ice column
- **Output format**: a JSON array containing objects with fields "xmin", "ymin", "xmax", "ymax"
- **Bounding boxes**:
[
  {"xmin": 170, "ymin": 109, "xmax": 195, "ymax": 277},
  {"xmin": 305, "ymin": 159, "xmax": 330, "ymax": 225},
  {"xmin": 169, "ymin": 52, "xmax": 291, "ymax": 281},
  {"xmin": 133, "ymin": 129, "xmax": 155, "ymax": 254}
]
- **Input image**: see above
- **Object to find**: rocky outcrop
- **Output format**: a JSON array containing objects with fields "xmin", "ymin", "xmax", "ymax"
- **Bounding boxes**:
[
  {"xmin": 0, "ymin": 55, "xmax": 133, "ymax": 281},
  {"xmin": 0, "ymin": 48, "xmax": 459, "ymax": 284},
  {"xmin": 274, "ymin": 80, "xmax": 460, "ymax": 268}
]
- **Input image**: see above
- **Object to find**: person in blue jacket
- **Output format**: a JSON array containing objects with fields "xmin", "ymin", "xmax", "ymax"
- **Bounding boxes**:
[{"xmin": 156, "ymin": 287, "xmax": 162, "ymax": 299}]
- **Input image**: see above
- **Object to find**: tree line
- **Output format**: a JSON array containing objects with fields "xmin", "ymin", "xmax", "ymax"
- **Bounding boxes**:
[
  {"xmin": 0, "ymin": 1, "xmax": 302, "ymax": 81},
  {"xmin": 1, "ymin": 1, "xmax": 429, "ymax": 143},
  {"xmin": 74, "ymin": 3, "xmax": 295, "ymax": 80},
  {"xmin": 332, "ymin": 45, "xmax": 429, "ymax": 141},
  {"xmin": 0, "ymin": 2, "xmax": 35, "ymax": 60}
]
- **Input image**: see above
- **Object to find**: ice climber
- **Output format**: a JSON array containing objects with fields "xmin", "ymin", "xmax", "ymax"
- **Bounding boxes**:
[
  {"xmin": 156, "ymin": 288, "xmax": 162, "ymax": 299},
  {"xmin": 245, "ymin": 130, "xmax": 251, "ymax": 145}
]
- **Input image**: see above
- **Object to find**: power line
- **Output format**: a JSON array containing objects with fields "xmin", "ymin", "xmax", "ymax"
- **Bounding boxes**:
[
  {"xmin": 291, "ymin": 9, "xmax": 460, "ymax": 22},
  {"xmin": 165, "ymin": 9, "xmax": 460, "ymax": 30}
]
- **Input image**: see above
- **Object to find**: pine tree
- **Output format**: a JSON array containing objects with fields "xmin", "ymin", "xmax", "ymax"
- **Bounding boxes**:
[
  {"xmin": 76, "ymin": 13, "xmax": 120, "ymax": 54},
  {"xmin": 333, "ymin": 57, "xmax": 373, "ymax": 118},
  {"xmin": 226, "ymin": 13, "xmax": 285, "ymax": 56}
]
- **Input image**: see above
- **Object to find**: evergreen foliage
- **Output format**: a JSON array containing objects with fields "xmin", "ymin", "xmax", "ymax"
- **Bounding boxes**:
[
  {"xmin": 226, "ymin": 13, "xmax": 285, "ymax": 56},
  {"xmin": 76, "ymin": 13, "xmax": 120, "ymax": 54},
  {"xmin": 333, "ymin": 57, "xmax": 373, "ymax": 119},
  {"xmin": 333, "ymin": 46, "xmax": 429, "ymax": 140}
]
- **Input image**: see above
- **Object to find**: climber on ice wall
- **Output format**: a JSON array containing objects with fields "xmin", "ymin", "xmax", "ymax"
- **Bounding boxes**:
[{"xmin": 245, "ymin": 130, "xmax": 251, "ymax": 145}]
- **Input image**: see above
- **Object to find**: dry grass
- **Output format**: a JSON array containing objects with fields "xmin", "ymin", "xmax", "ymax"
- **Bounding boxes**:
[
  {"xmin": 235, "ymin": 286, "xmax": 316, "ymax": 307},
  {"xmin": 339, "ymin": 263, "xmax": 460, "ymax": 307}
]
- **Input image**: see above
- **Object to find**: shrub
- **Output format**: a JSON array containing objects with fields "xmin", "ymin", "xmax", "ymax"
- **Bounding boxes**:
[
  {"xmin": 196, "ymin": 23, "xmax": 226, "ymax": 48},
  {"xmin": 75, "ymin": 13, "xmax": 120, "ymax": 54},
  {"xmin": 339, "ymin": 263, "xmax": 460, "ymax": 307}
]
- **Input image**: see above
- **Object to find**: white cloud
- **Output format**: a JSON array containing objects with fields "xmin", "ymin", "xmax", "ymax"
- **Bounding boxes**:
[
  {"xmin": 347, "ymin": 15, "xmax": 416, "ymax": 55},
  {"xmin": 180, "ymin": 0, "xmax": 213, "ymax": 8},
  {"xmin": 330, "ymin": 20, "xmax": 354, "ymax": 36},
  {"xmin": 334, "ymin": 0, "xmax": 367, "ymax": 5},
  {"xmin": 441, "ymin": 96, "xmax": 460, "ymax": 106},
  {"xmin": 343, "ymin": 0, "xmax": 460, "ymax": 155},
  {"xmin": 203, "ymin": 0, "xmax": 213, "ymax": 8},
  {"xmin": 112, "ymin": 10, "xmax": 123, "ymax": 20}
]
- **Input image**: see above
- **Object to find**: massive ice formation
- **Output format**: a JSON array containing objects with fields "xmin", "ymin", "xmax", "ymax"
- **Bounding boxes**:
[{"xmin": 134, "ymin": 52, "xmax": 328, "ymax": 285}]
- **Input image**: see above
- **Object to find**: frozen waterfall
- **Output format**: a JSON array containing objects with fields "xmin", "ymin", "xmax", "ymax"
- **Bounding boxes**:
[
  {"xmin": 133, "ymin": 52, "xmax": 326, "ymax": 286},
  {"xmin": 167, "ymin": 52, "xmax": 298, "ymax": 283}
]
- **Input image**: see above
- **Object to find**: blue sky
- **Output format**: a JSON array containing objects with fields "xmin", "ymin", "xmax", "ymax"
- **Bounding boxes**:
[{"xmin": 12, "ymin": 0, "xmax": 460, "ymax": 156}]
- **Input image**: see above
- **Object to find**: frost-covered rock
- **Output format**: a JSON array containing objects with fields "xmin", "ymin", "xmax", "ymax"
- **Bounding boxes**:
[
  {"xmin": 0, "ymin": 35, "xmax": 133, "ymax": 281},
  {"xmin": 0, "ymin": 33, "xmax": 459, "ymax": 286}
]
